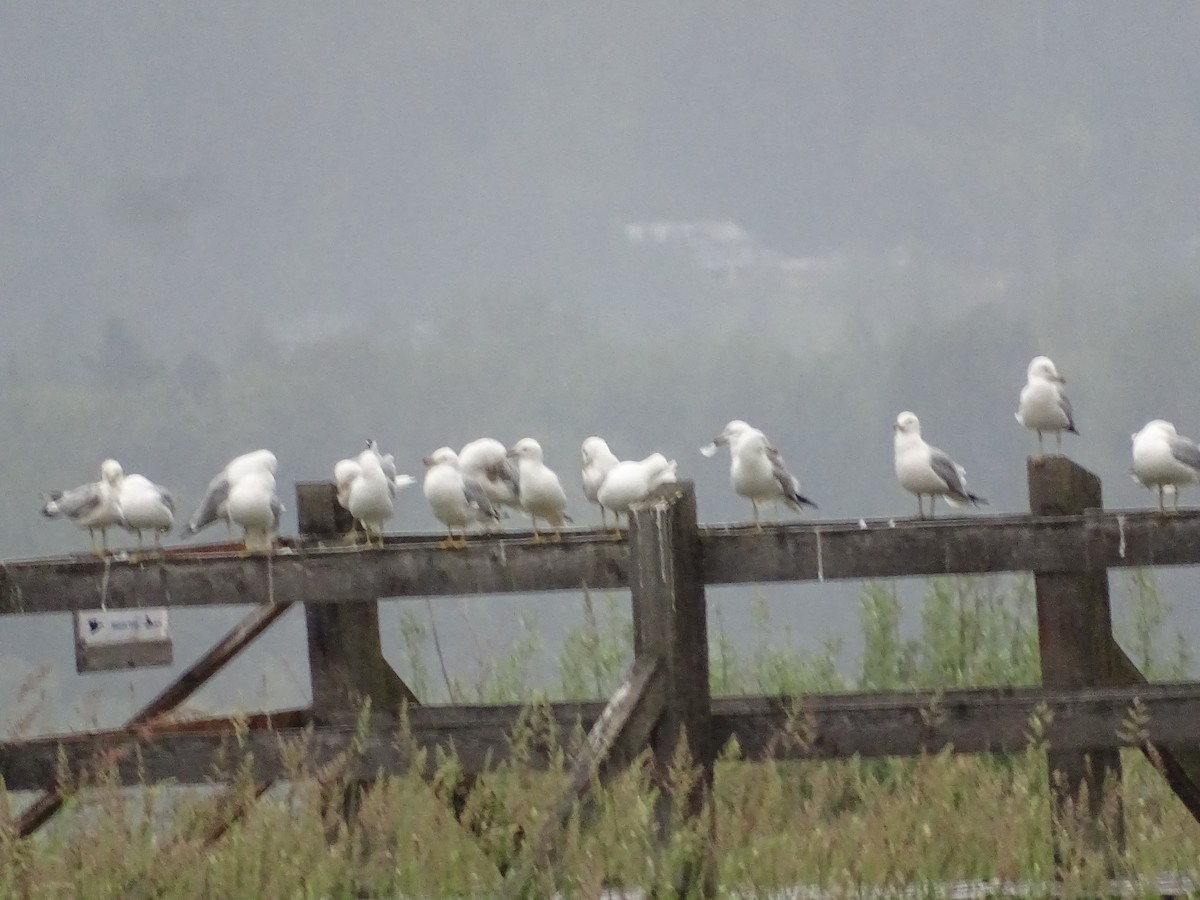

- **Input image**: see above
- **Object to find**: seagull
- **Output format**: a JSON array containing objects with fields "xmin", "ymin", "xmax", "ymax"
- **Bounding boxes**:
[
  {"xmin": 459, "ymin": 437, "xmax": 521, "ymax": 512},
  {"xmin": 893, "ymin": 411, "xmax": 987, "ymax": 518},
  {"xmin": 1131, "ymin": 419, "xmax": 1200, "ymax": 513},
  {"xmin": 335, "ymin": 440, "xmax": 415, "ymax": 545},
  {"xmin": 341, "ymin": 448, "xmax": 394, "ymax": 547},
  {"xmin": 702, "ymin": 420, "xmax": 816, "ymax": 528},
  {"xmin": 366, "ymin": 439, "xmax": 416, "ymax": 496},
  {"xmin": 334, "ymin": 457, "xmax": 361, "ymax": 511},
  {"xmin": 581, "ymin": 436, "xmax": 620, "ymax": 529},
  {"xmin": 596, "ymin": 453, "xmax": 678, "ymax": 537},
  {"xmin": 509, "ymin": 438, "xmax": 572, "ymax": 542},
  {"xmin": 225, "ymin": 468, "xmax": 282, "ymax": 553},
  {"xmin": 181, "ymin": 449, "xmax": 278, "ymax": 539},
  {"xmin": 117, "ymin": 473, "xmax": 175, "ymax": 550},
  {"xmin": 422, "ymin": 446, "xmax": 501, "ymax": 548},
  {"xmin": 41, "ymin": 459, "xmax": 126, "ymax": 555},
  {"xmin": 1016, "ymin": 356, "xmax": 1077, "ymax": 454}
]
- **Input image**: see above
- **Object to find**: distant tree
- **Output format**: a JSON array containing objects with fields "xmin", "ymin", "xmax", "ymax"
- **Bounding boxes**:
[
  {"xmin": 89, "ymin": 315, "xmax": 164, "ymax": 390},
  {"xmin": 175, "ymin": 350, "xmax": 222, "ymax": 399}
]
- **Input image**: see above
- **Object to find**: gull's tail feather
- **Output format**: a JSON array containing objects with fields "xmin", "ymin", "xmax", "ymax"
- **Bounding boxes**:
[
  {"xmin": 945, "ymin": 492, "xmax": 988, "ymax": 508},
  {"xmin": 789, "ymin": 491, "xmax": 818, "ymax": 511}
]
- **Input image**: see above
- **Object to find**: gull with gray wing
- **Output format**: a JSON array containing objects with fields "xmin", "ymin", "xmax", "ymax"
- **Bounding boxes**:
[
  {"xmin": 1131, "ymin": 419, "xmax": 1200, "ymax": 512},
  {"xmin": 41, "ymin": 459, "xmax": 126, "ymax": 554},
  {"xmin": 181, "ymin": 449, "xmax": 278, "ymax": 538},
  {"xmin": 422, "ymin": 446, "xmax": 502, "ymax": 548},
  {"xmin": 1015, "ymin": 356, "xmax": 1077, "ymax": 454},
  {"xmin": 702, "ymin": 420, "xmax": 816, "ymax": 528},
  {"xmin": 893, "ymin": 411, "xmax": 987, "ymax": 518}
]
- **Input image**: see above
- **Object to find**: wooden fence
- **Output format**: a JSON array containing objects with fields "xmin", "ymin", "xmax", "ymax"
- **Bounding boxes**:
[{"xmin": 4, "ymin": 456, "xmax": 1200, "ymax": 896}]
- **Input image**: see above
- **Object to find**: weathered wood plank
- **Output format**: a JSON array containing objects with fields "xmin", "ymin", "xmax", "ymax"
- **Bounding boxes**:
[
  {"xmin": 500, "ymin": 656, "xmax": 663, "ymax": 898},
  {"xmin": 0, "ymin": 531, "xmax": 631, "ymax": 614},
  {"xmin": 6, "ymin": 507, "xmax": 1200, "ymax": 614},
  {"xmin": 10, "ymin": 683, "xmax": 1199, "ymax": 791},
  {"xmin": 630, "ymin": 482, "xmax": 716, "ymax": 897},
  {"xmin": 11, "ymin": 600, "xmax": 295, "ymax": 836},
  {"xmin": 1111, "ymin": 645, "xmax": 1200, "ymax": 823},
  {"xmin": 713, "ymin": 683, "xmax": 1200, "ymax": 759},
  {"xmin": 699, "ymin": 509, "xmax": 1200, "ymax": 585},
  {"xmin": 296, "ymin": 482, "xmax": 420, "ymax": 722},
  {"xmin": 1028, "ymin": 457, "xmax": 1123, "ymax": 863}
]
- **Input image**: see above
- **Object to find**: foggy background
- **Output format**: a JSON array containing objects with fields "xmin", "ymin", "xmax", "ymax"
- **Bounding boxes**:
[{"xmin": 4, "ymin": 1, "xmax": 1200, "ymax": 733}]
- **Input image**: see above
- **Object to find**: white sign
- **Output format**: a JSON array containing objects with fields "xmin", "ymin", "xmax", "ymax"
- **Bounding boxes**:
[{"xmin": 76, "ymin": 608, "xmax": 170, "ymax": 647}]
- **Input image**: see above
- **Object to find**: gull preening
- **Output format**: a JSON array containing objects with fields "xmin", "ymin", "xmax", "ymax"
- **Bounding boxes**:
[
  {"xmin": 893, "ymin": 412, "xmax": 987, "ymax": 518},
  {"xmin": 596, "ymin": 453, "xmax": 678, "ymax": 536},
  {"xmin": 182, "ymin": 449, "xmax": 281, "ymax": 552},
  {"xmin": 422, "ymin": 446, "xmax": 501, "ymax": 548},
  {"xmin": 509, "ymin": 437, "xmax": 572, "ymax": 542},
  {"xmin": 117, "ymin": 472, "xmax": 175, "ymax": 550},
  {"xmin": 702, "ymin": 420, "xmax": 816, "ymax": 528},
  {"xmin": 459, "ymin": 437, "xmax": 521, "ymax": 514},
  {"xmin": 41, "ymin": 459, "xmax": 127, "ymax": 554},
  {"xmin": 227, "ymin": 468, "xmax": 282, "ymax": 553},
  {"xmin": 581, "ymin": 436, "xmax": 620, "ymax": 529},
  {"xmin": 1016, "ymin": 356, "xmax": 1077, "ymax": 454},
  {"xmin": 334, "ymin": 440, "xmax": 413, "ymax": 547},
  {"xmin": 1131, "ymin": 419, "xmax": 1200, "ymax": 512}
]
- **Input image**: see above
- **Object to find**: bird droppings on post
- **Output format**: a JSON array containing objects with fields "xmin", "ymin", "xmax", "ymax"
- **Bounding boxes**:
[{"xmin": 815, "ymin": 528, "xmax": 825, "ymax": 583}]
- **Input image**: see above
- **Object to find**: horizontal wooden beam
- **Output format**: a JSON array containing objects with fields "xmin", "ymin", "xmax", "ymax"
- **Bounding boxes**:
[
  {"xmin": 712, "ymin": 682, "xmax": 1200, "ymax": 759},
  {"xmin": 699, "ymin": 509, "xmax": 1200, "ymax": 585},
  {"xmin": 7, "ymin": 682, "xmax": 1200, "ymax": 790},
  {"xmin": 3, "ymin": 509, "xmax": 1200, "ymax": 614},
  {"xmin": 0, "ymin": 532, "xmax": 630, "ymax": 614}
]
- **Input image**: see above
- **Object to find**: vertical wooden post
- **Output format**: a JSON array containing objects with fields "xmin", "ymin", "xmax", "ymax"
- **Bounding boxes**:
[
  {"xmin": 296, "ymin": 482, "xmax": 418, "ymax": 723},
  {"xmin": 296, "ymin": 482, "xmax": 418, "ymax": 838},
  {"xmin": 1027, "ymin": 457, "xmax": 1124, "ymax": 863},
  {"xmin": 628, "ymin": 481, "xmax": 716, "ymax": 898}
]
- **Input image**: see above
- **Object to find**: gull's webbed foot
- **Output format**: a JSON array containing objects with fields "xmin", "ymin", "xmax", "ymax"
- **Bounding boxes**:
[{"xmin": 439, "ymin": 532, "xmax": 468, "ymax": 550}]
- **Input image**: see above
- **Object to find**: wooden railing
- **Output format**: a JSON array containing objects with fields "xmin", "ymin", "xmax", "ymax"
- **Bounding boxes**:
[{"xmin": 4, "ymin": 457, "xmax": 1200, "ymax": 896}]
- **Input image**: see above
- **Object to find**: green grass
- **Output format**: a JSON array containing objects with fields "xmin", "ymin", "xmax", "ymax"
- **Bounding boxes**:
[{"xmin": 3, "ymin": 572, "xmax": 1199, "ymax": 897}]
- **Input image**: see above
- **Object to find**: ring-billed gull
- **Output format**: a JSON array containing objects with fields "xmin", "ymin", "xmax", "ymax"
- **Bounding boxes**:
[
  {"xmin": 893, "ymin": 411, "xmax": 986, "ymax": 518},
  {"xmin": 596, "ymin": 453, "xmax": 678, "ymax": 538},
  {"xmin": 422, "ymin": 446, "xmax": 501, "ymax": 548},
  {"xmin": 340, "ymin": 447, "xmax": 394, "ymax": 548},
  {"xmin": 367, "ymin": 439, "xmax": 416, "ymax": 495},
  {"xmin": 117, "ymin": 472, "xmax": 175, "ymax": 550},
  {"xmin": 581, "ymin": 436, "xmax": 620, "ymax": 529},
  {"xmin": 459, "ymin": 437, "xmax": 521, "ymax": 513},
  {"xmin": 41, "ymin": 459, "xmax": 126, "ymax": 555},
  {"xmin": 508, "ymin": 437, "xmax": 572, "ymax": 542},
  {"xmin": 1131, "ymin": 419, "xmax": 1200, "ymax": 513},
  {"xmin": 334, "ymin": 457, "xmax": 361, "ymax": 511},
  {"xmin": 182, "ymin": 449, "xmax": 278, "ymax": 539},
  {"xmin": 226, "ymin": 468, "xmax": 282, "ymax": 553},
  {"xmin": 701, "ymin": 420, "xmax": 816, "ymax": 528},
  {"xmin": 1015, "ymin": 356, "xmax": 1077, "ymax": 454}
]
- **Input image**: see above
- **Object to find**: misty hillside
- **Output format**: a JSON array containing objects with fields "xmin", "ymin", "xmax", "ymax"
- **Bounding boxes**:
[{"xmin": 5, "ymin": 2, "xmax": 1200, "ymax": 358}]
